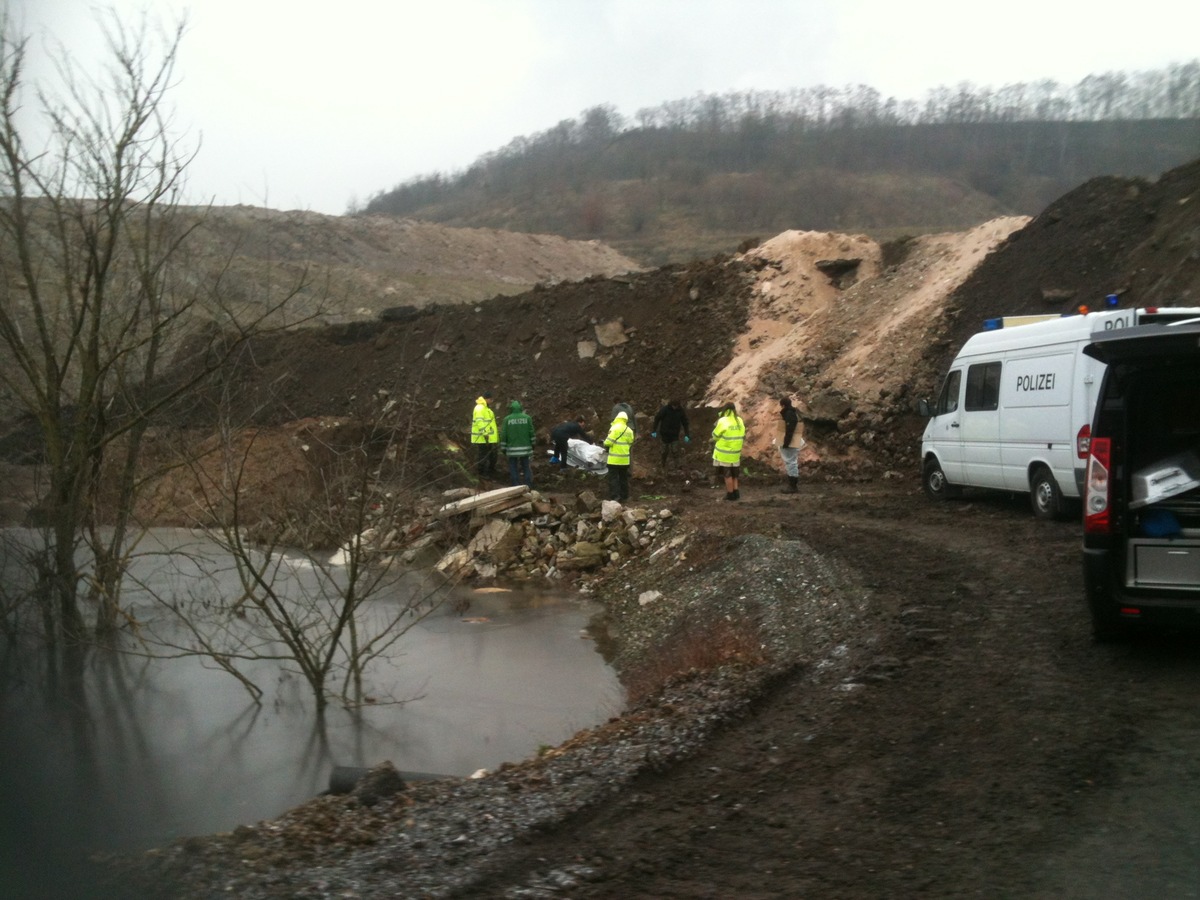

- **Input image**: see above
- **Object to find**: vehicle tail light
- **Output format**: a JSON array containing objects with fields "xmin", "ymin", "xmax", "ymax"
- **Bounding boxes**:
[
  {"xmin": 1085, "ymin": 437, "xmax": 1112, "ymax": 534},
  {"xmin": 1076, "ymin": 424, "xmax": 1091, "ymax": 458}
]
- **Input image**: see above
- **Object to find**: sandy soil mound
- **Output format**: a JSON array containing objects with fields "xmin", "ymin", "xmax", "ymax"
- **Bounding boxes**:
[{"xmin": 709, "ymin": 218, "xmax": 1029, "ymax": 461}]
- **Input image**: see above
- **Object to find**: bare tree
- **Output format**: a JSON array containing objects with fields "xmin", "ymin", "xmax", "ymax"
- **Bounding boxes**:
[
  {"xmin": 0, "ymin": 10, "xmax": 311, "ymax": 682},
  {"xmin": 127, "ymin": 390, "xmax": 453, "ymax": 713}
]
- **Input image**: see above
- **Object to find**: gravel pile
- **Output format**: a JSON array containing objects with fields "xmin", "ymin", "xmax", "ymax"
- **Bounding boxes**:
[{"xmin": 99, "ymin": 528, "xmax": 875, "ymax": 899}]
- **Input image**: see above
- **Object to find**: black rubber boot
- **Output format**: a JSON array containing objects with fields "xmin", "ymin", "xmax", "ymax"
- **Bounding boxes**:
[
  {"xmin": 784, "ymin": 476, "xmax": 799, "ymax": 493},
  {"xmin": 732, "ymin": 489, "xmax": 740, "ymax": 500},
  {"xmin": 724, "ymin": 491, "xmax": 735, "ymax": 501}
]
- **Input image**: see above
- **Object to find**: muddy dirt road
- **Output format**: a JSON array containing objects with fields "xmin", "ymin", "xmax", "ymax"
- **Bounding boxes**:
[{"xmin": 463, "ymin": 480, "xmax": 1200, "ymax": 899}]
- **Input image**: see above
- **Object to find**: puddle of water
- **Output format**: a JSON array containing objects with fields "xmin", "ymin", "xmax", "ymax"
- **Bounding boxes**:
[{"xmin": 0, "ymin": 529, "xmax": 622, "ymax": 862}]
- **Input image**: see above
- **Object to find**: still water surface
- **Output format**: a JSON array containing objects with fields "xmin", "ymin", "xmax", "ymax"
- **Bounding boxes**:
[{"xmin": 0, "ymin": 529, "xmax": 621, "ymax": 859}]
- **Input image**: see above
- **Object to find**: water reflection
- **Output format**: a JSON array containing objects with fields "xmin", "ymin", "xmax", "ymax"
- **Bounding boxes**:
[{"xmin": 0, "ymin": 529, "xmax": 622, "ymax": 868}]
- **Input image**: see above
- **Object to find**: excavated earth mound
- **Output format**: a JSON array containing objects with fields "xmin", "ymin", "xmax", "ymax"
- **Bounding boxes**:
[{"xmin": 127, "ymin": 156, "xmax": 1200, "ymax": 498}]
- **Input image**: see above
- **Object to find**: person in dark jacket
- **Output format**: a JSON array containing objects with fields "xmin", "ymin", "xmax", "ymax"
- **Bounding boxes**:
[
  {"xmin": 777, "ymin": 396, "xmax": 805, "ymax": 493},
  {"xmin": 550, "ymin": 416, "xmax": 591, "ymax": 468},
  {"xmin": 651, "ymin": 399, "xmax": 690, "ymax": 471},
  {"xmin": 499, "ymin": 400, "xmax": 535, "ymax": 487}
]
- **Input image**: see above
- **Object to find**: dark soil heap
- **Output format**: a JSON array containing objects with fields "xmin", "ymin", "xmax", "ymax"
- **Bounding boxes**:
[
  {"xmin": 169, "ymin": 157, "xmax": 1200, "ymax": 481},
  {"xmin": 944, "ymin": 156, "xmax": 1200, "ymax": 360},
  {"xmin": 179, "ymin": 258, "xmax": 757, "ymax": 445}
]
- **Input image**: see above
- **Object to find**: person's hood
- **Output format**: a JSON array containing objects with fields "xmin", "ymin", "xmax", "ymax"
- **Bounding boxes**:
[
  {"xmin": 509, "ymin": 400, "xmax": 524, "ymax": 413},
  {"xmin": 613, "ymin": 411, "xmax": 628, "ymax": 421},
  {"xmin": 476, "ymin": 396, "xmax": 489, "ymax": 406}
]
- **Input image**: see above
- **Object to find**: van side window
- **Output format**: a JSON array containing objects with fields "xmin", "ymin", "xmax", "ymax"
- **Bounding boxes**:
[
  {"xmin": 965, "ymin": 362, "xmax": 1002, "ymax": 411},
  {"xmin": 936, "ymin": 370, "xmax": 961, "ymax": 415}
]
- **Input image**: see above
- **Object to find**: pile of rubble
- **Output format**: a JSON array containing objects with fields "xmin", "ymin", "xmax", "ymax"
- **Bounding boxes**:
[{"xmin": 379, "ymin": 484, "xmax": 679, "ymax": 584}]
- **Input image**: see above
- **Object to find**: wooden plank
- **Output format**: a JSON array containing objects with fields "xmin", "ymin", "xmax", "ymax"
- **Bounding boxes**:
[{"xmin": 436, "ymin": 485, "xmax": 529, "ymax": 518}]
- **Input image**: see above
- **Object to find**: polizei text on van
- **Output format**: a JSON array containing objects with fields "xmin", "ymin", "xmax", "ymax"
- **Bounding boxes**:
[{"xmin": 1016, "ymin": 372, "xmax": 1056, "ymax": 392}]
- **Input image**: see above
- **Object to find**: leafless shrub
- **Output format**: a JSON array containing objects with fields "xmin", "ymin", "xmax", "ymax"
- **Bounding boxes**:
[{"xmin": 622, "ymin": 618, "xmax": 766, "ymax": 706}]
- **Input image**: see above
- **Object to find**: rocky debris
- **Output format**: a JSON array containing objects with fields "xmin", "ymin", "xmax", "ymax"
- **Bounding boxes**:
[{"xmin": 337, "ymin": 484, "xmax": 679, "ymax": 587}]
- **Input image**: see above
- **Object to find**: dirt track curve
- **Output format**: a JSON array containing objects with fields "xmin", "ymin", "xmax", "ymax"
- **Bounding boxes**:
[{"xmin": 461, "ymin": 480, "xmax": 1200, "ymax": 899}]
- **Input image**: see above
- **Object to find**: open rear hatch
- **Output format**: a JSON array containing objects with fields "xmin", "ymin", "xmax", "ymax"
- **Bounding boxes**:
[{"xmin": 1088, "ymin": 322, "xmax": 1200, "ymax": 592}]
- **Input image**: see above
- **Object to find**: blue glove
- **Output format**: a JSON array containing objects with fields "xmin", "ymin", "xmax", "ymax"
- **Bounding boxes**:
[
  {"xmin": 651, "ymin": 432, "xmax": 657, "ymax": 438},
  {"xmin": 684, "ymin": 435, "xmax": 691, "ymax": 443}
]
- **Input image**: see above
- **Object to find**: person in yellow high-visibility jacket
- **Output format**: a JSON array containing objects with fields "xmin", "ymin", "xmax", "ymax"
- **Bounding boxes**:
[
  {"xmin": 603, "ymin": 408, "xmax": 635, "ymax": 502},
  {"xmin": 712, "ymin": 402, "xmax": 746, "ymax": 501},
  {"xmin": 471, "ymin": 394, "xmax": 499, "ymax": 479}
]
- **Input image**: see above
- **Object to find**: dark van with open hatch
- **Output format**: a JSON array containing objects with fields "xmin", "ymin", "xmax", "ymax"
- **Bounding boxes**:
[{"xmin": 1082, "ymin": 317, "xmax": 1200, "ymax": 639}]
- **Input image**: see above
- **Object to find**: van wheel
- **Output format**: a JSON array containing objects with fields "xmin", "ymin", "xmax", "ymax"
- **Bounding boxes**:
[
  {"xmin": 923, "ymin": 458, "xmax": 960, "ymax": 501},
  {"xmin": 1030, "ymin": 467, "xmax": 1064, "ymax": 520}
]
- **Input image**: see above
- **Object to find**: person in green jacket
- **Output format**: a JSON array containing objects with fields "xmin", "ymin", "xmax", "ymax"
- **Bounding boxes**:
[
  {"xmin": 712, "ymin": 402, "xmax": 747, "ymax": 501},
  {"xmin": 499, "ymin": 400, "xmax": 535, "ymax": 488}
]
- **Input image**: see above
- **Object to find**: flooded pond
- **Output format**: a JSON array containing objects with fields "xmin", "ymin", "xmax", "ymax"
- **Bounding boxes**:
[{"xmin": 0, "ymin": 529, "xmax": 622, "ymax": 862}]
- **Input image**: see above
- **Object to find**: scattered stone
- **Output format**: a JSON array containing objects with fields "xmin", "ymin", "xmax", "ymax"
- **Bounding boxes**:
[
  {"xmin": 558, "ymin": 541, "xmax": 606, "ymax": 571},
  {"xmin": 594, "ymin": 319, "xmax": 629, "ymax": 347},
  {"xmin": 601, "ymin": 500, "xmax": 623, "ymax": 522}
]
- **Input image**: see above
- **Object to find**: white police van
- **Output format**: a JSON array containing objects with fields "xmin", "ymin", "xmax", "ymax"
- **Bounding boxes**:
[{"xmin": 918, "ymin": 303, "xmax": 1200, "ymax": 519}]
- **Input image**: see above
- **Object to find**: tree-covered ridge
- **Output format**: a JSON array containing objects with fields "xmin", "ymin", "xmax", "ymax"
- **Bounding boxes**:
[{"xmin": 364, "ymin": 63, "xmax": 1200, "ymax": 265}]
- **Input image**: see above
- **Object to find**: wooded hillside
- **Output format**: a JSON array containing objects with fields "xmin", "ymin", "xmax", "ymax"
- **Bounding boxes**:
[{"xmin": 365, "ymin": 65, "xmax": 1200, "ymax": 265}]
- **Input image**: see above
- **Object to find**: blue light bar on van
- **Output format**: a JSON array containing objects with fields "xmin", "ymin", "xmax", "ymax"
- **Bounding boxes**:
[
  {"xmin": 981, "ymin": 314, "xmax": 1066, "ymax": 331},
  {"xmin": 1105, "ymin": 293, "xmax": 1119, "ymax": 308}
]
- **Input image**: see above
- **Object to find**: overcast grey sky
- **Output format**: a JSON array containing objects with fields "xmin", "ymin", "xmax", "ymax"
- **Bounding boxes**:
[{"xmin": 13, "ymin": 0, "xmax": 1200, "ymax": 215}]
